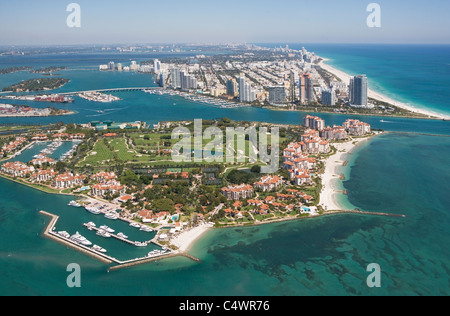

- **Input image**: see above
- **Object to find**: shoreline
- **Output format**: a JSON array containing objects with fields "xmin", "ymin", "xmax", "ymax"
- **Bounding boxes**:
[
  {"xmin": 319, "ymin": 134, "xmax": 377, "ymax": 211},
  {"xmin": 317, "ymin": 58, "xmax": 450, "ymax": 120},
  {"xmin": 264, "ymin": 104, "xmax": 443, "ymax": 121},
  {"xmin": 0, "ymin": 111, "xmax": 75, "ymax": 118},
  {"xmin": 170, "ymin": 222, "xmax": 214, "ymax": 253}
]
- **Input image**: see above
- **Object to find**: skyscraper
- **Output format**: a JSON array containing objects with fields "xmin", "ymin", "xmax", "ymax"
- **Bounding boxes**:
[
  {"xmin": 108, "ymin": 61, "xmax": 115, "ymax": 71},
  {"xmin": 321, "ymin": 88, "xmax": 336, "ymax": 106},
  {"xmin": 289, "ymin": 71, "xmax": 296, "ymax": 103},
  {"xmin": 171, "ymin": 68, "xmax": 182, "ymax": 88},
  {"xmin": 226, "ymin": 79, "xmax": 238, "ymax": 97},
  {"xmin": 239, "ymin": 75, "xmax": 247, "ymax": 102},
  {"xmin": 153, "ymin": 59, "xmax": 161, "ymax": 74},
  {"xmin": 268, "ymin": 86, "xmax": 286, "ymax": 105},
  {"xmin": 349, "ymin": 75, "xmax": 368, "ymax": 107},
  {"xmin": 299, "ymin": 73, "xmax": 314, "ymax": 104},
  {"xmin": 180, "ymin": 71, "xmax": 197, "ymax": 90},
  {"xmin": 158, "ymin": 72, "xmax": 166, "ymax": 87}
]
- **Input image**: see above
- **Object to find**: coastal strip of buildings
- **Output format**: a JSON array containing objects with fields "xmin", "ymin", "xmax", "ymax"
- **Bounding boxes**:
[{"xmin": 96, "ymin": 46, "xmax": 376, "ymax": 111}]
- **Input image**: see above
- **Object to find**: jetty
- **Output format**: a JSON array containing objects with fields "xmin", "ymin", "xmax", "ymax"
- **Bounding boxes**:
[
  {"xmin": 40, "ymin": 211, "xmax": 116, "ymax": 264},
  {"xmin": 340, "ymin": 209, "xmax": 407, "ymax": 218}
]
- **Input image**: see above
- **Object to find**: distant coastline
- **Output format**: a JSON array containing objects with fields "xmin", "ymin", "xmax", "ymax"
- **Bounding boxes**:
[{"xmin": 317, "ymin": 58, "xmax": 450, "ymax": 121}]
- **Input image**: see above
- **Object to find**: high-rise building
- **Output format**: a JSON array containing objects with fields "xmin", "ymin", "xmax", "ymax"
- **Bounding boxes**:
[
  {"xmin": 108, "ymin": 61, "xmax": 115, "ymax": 71},
  {"xmin": 158, "ymin": 72, "xmax": 166, "ymax": 87},
  {"xmin": 180, "ymin": 71, "xmax": 197, "ymax": 90},
  {"xmin": 117, "ymin": 63, "xmax": 123, "ymax": 72},
  {"xmin": 226, "ymin": 79, "xmax": 239, "ymax": 97},
  {"xmin": 268, "ymin": 86, "xmax": 286, "ymax": 105},
  {"xmin": 303, "ymin": 115, "xmax": 325, "ymax": 131},
  {"xmin": 289, "ymin": 71, "xmax": 296, "ymax": 103},
  {"xmin": 238, "ymin": 75, "xmax": 255, "ymax": 103},
  {"xmin": 299, "ymin": 73, "xmax": 314, "ymax": 104},
  {"xmin": 153, "ymin": 59, "xmax": 161, "ymax": 74},
  {"xmin": 130, "ymin": 61, "xmax": 139, "ymax": 72},
  {"xmin": 321, "ymin": 88, "xmax": 336, "ymax": 106},
  {"xmin": 239, "ymin": 75, "xmax": 247, "ymax": 102},
  {"xmin": 171, "ymin": 68, "xmax": 182, "ymax": 88},
  {"xmin": 349, "ymin": 75, "xmax": 368, "ymax": 107}
]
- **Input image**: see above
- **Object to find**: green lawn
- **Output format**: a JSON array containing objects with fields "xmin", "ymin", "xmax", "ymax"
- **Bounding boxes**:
[{"xmin": 78, "ymin": 137, "xmax": 151, "ymax": 166}]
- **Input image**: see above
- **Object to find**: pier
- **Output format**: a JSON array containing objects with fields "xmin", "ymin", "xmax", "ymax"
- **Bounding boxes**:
[
  {"xmin": 82, "ymin": 223, "xmax": 150, "ymax": 247},
  {"xmin": 40, "ymin": 211, "xmax": 116, "ymax": 264}
]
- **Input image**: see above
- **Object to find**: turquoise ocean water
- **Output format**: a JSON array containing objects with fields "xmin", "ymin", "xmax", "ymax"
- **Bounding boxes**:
[{"xmin": 0, "ymin": 45, "xmax": 449, "ymax": 295}]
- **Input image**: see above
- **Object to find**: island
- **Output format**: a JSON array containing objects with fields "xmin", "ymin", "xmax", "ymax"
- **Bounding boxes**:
[
  {"xmin": 2, "ymin": 78, "xmax": 70, "ymax": 92},
  {"xmin": 30, "ymin": 66, "xmax": 67, "ymax": 74},
  {"xmin": 0, "ymin": 66, "xmax": 32, "ymax": 75},
  {"xmin": 0, "ymin": 104, "xmax": 74, "ymax": 117},
  {"xmin": 0, "ymin": 116, "xmax": 403, "ymax": 267}
]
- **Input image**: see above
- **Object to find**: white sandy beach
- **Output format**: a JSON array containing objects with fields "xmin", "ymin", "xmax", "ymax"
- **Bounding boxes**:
[
  {"xmin": 318, "ymin": 59, "xmax": 450, "ymax": 120},
  {"xmin": 320, "ymin": 136, "xmax": 374, "ymax": 211},
  {"xmin": 170, "ymin": 222, "xmax": 213, "ymax": 252}
]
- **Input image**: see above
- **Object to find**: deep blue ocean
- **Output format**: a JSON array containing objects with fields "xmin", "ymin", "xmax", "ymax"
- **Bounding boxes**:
[{"xmin": 0, "ymin": 44, "xmax": 448, "ymax": 296}]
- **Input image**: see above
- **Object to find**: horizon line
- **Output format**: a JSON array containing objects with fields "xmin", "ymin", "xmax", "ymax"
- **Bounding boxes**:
[{"xmin": 2, "ymin": 42, "xmax": 450, "ymax": 49}]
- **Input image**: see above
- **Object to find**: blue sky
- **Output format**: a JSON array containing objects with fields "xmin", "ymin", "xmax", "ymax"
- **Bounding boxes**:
[{"xmin": 1, "ymin": 0, "xmax": 449, "ymax": 45}]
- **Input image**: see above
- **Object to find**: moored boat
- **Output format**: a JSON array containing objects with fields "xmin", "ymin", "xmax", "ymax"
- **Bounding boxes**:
[
  {"xmin": 96, "ymin": 230, "xmax": 111, "ymax": 238},
  {"xmin": 92, "ymin": 245, "xmax": 107, "ymax": 253},
  {"xmin": 57, "ymin": 231, "xmax": 70, "ymax": 238},
  {"xmin": 104, "ymin": 212, "xmax": 118, "ymax": 220},
  {"xmin": 68, "ymin": 200, "xmax": 81, "ymax": 207},
  {"xmin": 140, "ymin": 225, "xmax": 153, "ymax": 232},
  {"xmin": 85, "ymin": 206, "xmax": 101, "ymax": 215},
  {"xmin": 129, "ymin": 222, "xmax": 141, "ymax": 228},
  {"xmin": 70, "ymin": 232, "xmax": 92, "ymax": 246},
  {"xmin": 99, "ymin": 225, "xmax": 114, "ymax": 233}
]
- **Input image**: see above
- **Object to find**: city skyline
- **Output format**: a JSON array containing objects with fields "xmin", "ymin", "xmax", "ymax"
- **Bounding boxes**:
[{"xmin": 1, "ymin": 0, "xmax": 449, "ymax": 46}]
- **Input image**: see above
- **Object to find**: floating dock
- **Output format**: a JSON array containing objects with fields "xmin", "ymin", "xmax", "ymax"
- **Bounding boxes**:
[{"xmin": 82, "ymin": 223, "xmax": 150, "ymax": 247}]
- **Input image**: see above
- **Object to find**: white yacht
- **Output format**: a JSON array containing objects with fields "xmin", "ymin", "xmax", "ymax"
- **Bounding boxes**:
[
  {"xmin": 85, "ymin": 206, "xmax": 101, "ymax": 215},
  {"xmin": 57, "ymin": 231, "xmax": 70, "ymax": 238},
  {"xmin": 96, "ymin": 230, "xmax": 111, "ymax": 238},
  {"xmin": 92, "ymin": 245, "xmax": 107, "ymax": 253},
  {"xmin": 135, "ymin": 242, "xmax": 147, "ymax": 247},
  {"xmin": 140, "ymin": 225, "xmax": 153, "ymax": 232},
  {"xmin": 129, "ymin": 222, "xmax": 141, "ymax": 228},
  {"xmin": 99, "ymin": 225, "xmax": 115, "ymax": 233},
  {"xmin": 104, "ymin": 212, "xmax": 118, "ymax": 220},
  {"xmin": 117, "ymin": 232, "xmax": 128, "ymax": 239},
  {"xmin": 70, "ymin": 232, "xmax": 92, "ymax": 246},
  {"xmin": 68, "ymin": 200, "xmax": 81, "ymax": 207}
]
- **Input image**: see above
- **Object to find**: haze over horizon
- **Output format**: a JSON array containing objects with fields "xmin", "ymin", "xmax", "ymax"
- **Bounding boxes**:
[{"xmin": 1, "ymin": 0, "xmax": 449, "ymax": 46}]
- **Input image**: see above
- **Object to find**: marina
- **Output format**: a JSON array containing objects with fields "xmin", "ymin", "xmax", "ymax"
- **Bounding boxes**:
[
  {"xmin": 78, "ymin": 91, "xmax": 122, "ymax": 103},
  {"xmin": 144, "ymin": 89, "xmax": 250, "ymax": 109},
  {"xmin": 40, "ymin": 210, "xmax": 198, "ymax": 267}
]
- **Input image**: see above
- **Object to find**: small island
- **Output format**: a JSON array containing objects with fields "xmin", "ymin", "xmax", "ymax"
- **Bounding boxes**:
[
  {"xmin": 0, "ymin": 66, "xmax": 32, "ymax": 75},
  {"xmin": 0, "ymin": 104, "xmax": 74, "ymax": 117},
  {"xmin": 30, "ymin": 66, "xmax": 67, "ymax": 74},
  {"xmin": 2, "ymin": 78, "xmax": 70, "ymax": 92}
]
